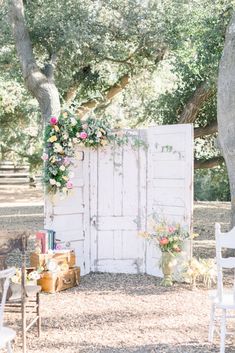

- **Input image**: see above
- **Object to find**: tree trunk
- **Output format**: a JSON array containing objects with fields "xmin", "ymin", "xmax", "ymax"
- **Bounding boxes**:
[
  {"xmin": 8, "ymin": 0, "xmax": 60, "ymax": 122},
  {"xmin": 218, "ymin": 12, "xmax": 235, "ymax": 227}
]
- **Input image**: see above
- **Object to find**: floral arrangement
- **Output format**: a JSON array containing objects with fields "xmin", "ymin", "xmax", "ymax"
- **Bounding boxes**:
[
  {"xmin": 182, "ymin": 257, "xmax": 217, "ymax": 288},
  {"xmin": 43, "ymin": 111, "xmax": 127, "ymax": 194},
  {"xmin": 139, "ymin": 219, "xmax": 190, "ymax": 253},
  {"xmin": 11, "ymin": 268, "xmax": 42, "ymax": 284}
]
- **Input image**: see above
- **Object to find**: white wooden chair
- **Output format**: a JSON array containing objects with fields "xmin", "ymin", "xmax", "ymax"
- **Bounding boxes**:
[
  {"xmin": 209, "ymin": 223, "xmax": 235, "ymax": 353},
  {"xmin": 0, "ymin": 268, "xmax": 16, "ymax": 353}
]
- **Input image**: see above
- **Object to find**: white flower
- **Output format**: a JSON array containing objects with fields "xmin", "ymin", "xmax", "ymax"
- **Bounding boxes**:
[
  {"xmin": 60, "ymin": 165, "xmax": 66, "ymax": 171},
  {"xmin": 50, "ymin": 179, "xmax": 56, "ymax": 185},
  {"xmin": 72, "ymin": 137, "xmax": 78, "ymax": 144},
  {"xmin": 53, "ymin": 143, "xmax": 63, "ymax": 153},
  {"xmin": 97, "ymin": 131, "xmax": 102, "ymax": 138},
  {"xmin": 62, "ymin": 133, "xmax": 69, "ymax": 140},
  {"xmin": 28, "ymin": 271, "xmax": 40, "ymax": 280},
  {"xmin": 11, "ymin": 275, "xmax": 20, "ymax": 284},
  {"xmin": 56, "ymin": 182, "xmax": 61, "ymax": 187},
  {"xmin": 70, "ymin": 117, "xmax": 77, "ymax": 126}
]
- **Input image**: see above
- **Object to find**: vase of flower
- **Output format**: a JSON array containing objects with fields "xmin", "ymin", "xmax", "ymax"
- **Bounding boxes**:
[
  {"xmin": 161, "ymin": 252, "xmax": 175, "ymax": 287},
  {"xmin": 139, "ymin": 218, "xmax": 191, "ymax": 286}
]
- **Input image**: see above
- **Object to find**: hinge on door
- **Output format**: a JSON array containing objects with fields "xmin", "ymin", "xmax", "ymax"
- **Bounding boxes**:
[
  {"xmin": 83, "ymin": 230, "xmax": 85, "ymax": 238},
  {"xmin": 91, "ymin": 215, "xmax": 97, "ymax": 229}
]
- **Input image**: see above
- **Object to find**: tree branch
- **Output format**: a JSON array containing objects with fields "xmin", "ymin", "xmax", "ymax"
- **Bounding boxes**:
[
  {"xmin": 8, "ymin": 0, "xmax": 60, "ymax": 121},
  {"xmin": 194, "ymin": 156, "xmax": 224, "ymax": 169},
  {"xmin": 179, "ymin": 81, "xmax": 214, "ymax": 124},
  {"xmin": 42, "ymin": 53, "xmax": 57, "ymax": 81},
  {"xmin": 76, "ymin": 74, "xmax": 130, "ymax": 117},
  {"xmin": 194, "ymin": 120, "xmax": 218, "ymax": 139},
  {"xmin": 66, "ymin": 47, "xmax": 167, "ymax": 110},
  {"xmin": 102, "ymin": 44, "xmax": 143, "ymax": 66},
  {"xmin": 64, "ymin": 85, "xmax": 79, "ymax": 105}
]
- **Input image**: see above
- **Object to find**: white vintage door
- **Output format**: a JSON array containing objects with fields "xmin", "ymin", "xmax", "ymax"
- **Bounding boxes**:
[
  {"xmin": 89, "ymin": 136, "xmax": 147, "ymax": 274},
  {"xmin": 145, "ymin": 124, "xmax": 193, "ymax": 276},
  {"xmin": 44, "ymin": 150, "xmax": 90, "ymax": 275}
]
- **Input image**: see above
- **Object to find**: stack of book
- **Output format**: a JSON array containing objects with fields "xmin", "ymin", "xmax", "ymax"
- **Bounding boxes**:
[{"xmin": 36, "ymin": 230, "xmax": 56, "ymax": 254}]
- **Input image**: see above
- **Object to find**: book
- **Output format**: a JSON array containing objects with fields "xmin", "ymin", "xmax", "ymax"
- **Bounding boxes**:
[
  {"xmin": 36, "ymin": 231, "xmax": 46, "ymax": 254},
  {"xmin": 36, "ymin": 229, "xmax": 56, "ymax": 253}
]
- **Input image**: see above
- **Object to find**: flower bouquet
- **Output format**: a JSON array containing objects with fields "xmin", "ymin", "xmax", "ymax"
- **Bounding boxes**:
[
  {"xmin": 11, "ymin": 268, "xmax": 42, "ymax": 285},
  {"xmin": 140, "ymin": 219, "xmax": 190, "ymax": 286},
  {"xmin": 43, "ymin": 111, "xmax": 128, "ymax": 194},
  {"xmin": 9, "ymin": 268, "xmax": 42, "ymax": 301}
]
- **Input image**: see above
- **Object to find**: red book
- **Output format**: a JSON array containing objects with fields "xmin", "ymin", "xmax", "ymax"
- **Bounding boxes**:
[{"xmin": 36, "ymin": 231, "xmax": 47, "ymax": 254}]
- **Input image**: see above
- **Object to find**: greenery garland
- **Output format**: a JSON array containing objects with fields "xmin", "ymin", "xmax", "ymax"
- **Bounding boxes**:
[{"xmin": 43, "ymin": 111, "xmax": 127, "ymax": 194}]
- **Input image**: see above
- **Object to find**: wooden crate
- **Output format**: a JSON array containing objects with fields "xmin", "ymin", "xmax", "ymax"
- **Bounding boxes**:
[
  {"xmin": 37, "ymin": 267, "xmax": 80, "ymax": 293},
  {"xmin": 30, "ymin": 251, "xmax": 76, "ymax": 270}
]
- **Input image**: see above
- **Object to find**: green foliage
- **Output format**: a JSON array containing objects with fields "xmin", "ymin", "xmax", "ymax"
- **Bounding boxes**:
[
  {"xmin": 0, "ymin": 0, "xmax": 234, "ymax": 200},
  {"xmin": 194, "ymin": 164, "xmax": 230, "ymax": 201},
  {"xmin": 143, "ymin": 1, "xmax": 232, "ymax": 127},
  {"xmin": 44, "ymin": 111, "xmax": 128, "ymax": 194},
  {"xmin": 0, "ymin": 76, "xmax": 43, "ymax": 170}
]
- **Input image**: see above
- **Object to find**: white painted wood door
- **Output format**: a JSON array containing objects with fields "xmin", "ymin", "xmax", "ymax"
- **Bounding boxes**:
[
  {"xmin": 44, "ymin": 151, "xmax": 90, "ymax": 275},
  {"xmin": 145, "ymin": 124, "xmax": 193, "ymax": 276},
  {"xmin": 89, "ymin": 135, "xmax": 146, "ymax": 273}
]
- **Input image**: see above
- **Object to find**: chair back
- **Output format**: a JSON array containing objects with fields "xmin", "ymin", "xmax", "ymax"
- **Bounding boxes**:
[
  {"xmin": 215, "ymin": 223, "xmax": 235, "ymax": 301},
  {"xmin": 0, "ymin": 268, "xmax": 16, "ymax": 329}
]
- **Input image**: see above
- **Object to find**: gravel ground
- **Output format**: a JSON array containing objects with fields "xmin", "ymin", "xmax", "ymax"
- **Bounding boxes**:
[
  {"xmin": 0, "ymin": 186, "xmax": 234, "ymax": 353},
  {"xmin": 5, "ymin": 274, "xmax": 234, "ymax": 353}
]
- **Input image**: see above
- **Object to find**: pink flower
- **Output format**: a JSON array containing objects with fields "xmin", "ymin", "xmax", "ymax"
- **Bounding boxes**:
[
  {"xmin": 63, "ymin": 157, "xmax": 70, "ymax": 166},
  {"xmin": 66, "ymin": 180, "xmax": 73, "ymax": 189},
  {"xmin": 41, "ymin": 153, "xmax": 49, "ymax": 161},
  {"xmin": 159, "ymin": 237, "xmax": 169, "ymax": 245},
  {"xmin": 80, "ymin": 131, "xmax": 88, "ymax": 140},
  {"xmin": 168, "ymin": 226, "xmax": 175, "ymax": 233},
  {"xmin": 50, "ymin": 116, "xmax": 58, "ymax": 125}
]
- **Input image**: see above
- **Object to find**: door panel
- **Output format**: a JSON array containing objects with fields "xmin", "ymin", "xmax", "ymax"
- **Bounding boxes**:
[{"xmin": 90, "ymin": 142, "xmax": 145, "ymax": 273}]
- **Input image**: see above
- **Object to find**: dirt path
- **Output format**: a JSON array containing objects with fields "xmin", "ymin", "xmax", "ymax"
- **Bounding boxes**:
[{"xmin": 0, "ymin": 185, "xmax": 43, "ymax": 206}]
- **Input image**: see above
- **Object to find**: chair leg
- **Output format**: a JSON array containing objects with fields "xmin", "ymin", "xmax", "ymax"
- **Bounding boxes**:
[
  {"xmin": 209, "ymin": 303, "xmax": 216, "ymax": 342},
  {"xmin": 22, "ymin": 298, "xmax": 27, "ymax": 353},
  {"xmin": 220, "ymin": 308, "xmax": 226, "ymax": 353},
  {"xmin": 37, "ymin": 292, "xmax": 41, "ymax": 337},
  {"xmin": 6, "ymin": 341, "xmax": 13, "ymax": 353}
]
